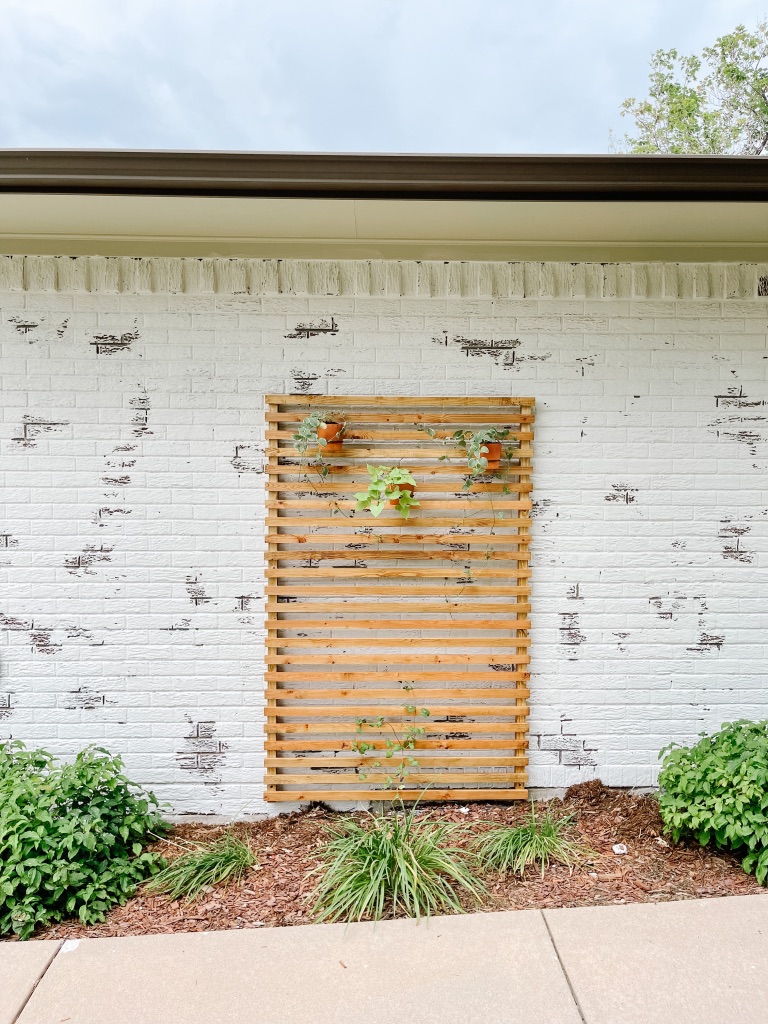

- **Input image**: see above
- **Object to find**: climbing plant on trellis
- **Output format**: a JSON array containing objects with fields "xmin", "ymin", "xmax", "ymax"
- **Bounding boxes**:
[{"xmin": 264, "ymin": 394, "xmax": 534, "ymax": 802}]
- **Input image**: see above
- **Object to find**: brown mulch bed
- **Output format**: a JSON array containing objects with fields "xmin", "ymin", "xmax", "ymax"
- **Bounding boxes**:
[{"xmin": 32, "ymin": 780, "xmax": 766, "ymax": 940}]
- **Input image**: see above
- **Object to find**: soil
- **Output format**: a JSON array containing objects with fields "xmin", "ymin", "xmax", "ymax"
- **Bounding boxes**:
[{"xmin": 32, "ymin": 781, "xmax": 766, "ymax": 941}]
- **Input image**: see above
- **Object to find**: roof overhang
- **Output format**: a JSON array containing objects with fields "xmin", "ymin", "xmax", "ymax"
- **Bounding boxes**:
[{"xmin": 1, "ymin": 150, "xmax": 767, "ymax": 261}]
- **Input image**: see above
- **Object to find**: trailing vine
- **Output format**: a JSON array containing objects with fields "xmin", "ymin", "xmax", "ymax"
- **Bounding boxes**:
[{"xmin": 352, "ymin": 705, "xmax": 432, "ymax": 789}]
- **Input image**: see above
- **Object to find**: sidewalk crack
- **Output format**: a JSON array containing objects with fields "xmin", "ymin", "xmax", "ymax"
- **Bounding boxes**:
[
  {"xmin": 11, "ymin": 941, "xmax": 63, "ymax": 1024},
  {"xmin": 541, "ymin": 911, "xmax": 587, "ymax": 1024}
]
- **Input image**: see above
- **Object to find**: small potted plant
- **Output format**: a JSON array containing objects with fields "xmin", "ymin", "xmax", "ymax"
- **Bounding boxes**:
[
  {"xmin": 354, "ymin": 465, "xmax": 420, "ymax": 520},
  {"xmin": 452, "ymin": 427, "xmax": 517, "ymax": 475},
  {"xmin": 292, "ymin": 411, "xmax": 346, "ymax": 455}
]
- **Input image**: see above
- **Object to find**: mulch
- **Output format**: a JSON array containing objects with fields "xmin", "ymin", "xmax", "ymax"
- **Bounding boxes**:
[{"xmin": 32, "ymin": 780, "xmax": 766, "ymax": 940}]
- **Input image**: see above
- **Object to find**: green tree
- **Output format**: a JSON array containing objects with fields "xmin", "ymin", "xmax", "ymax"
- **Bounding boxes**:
[{"xmin": 618, "ymin": 22, "xmax": 768, "ymax": 154}]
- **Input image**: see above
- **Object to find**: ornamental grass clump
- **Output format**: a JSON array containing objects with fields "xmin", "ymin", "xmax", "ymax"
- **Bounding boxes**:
[
  {"xmin": 144, "ymin": 832, "xmax": 257, "ymax": 903},
  {"xmin": 658, "ymin": 719, "xmax": 768, "ymax": 884},
  {"xmin": 474, "ymin": 803, "xmax": 586, "ymax": 877},
  {"xmin": 311, "ymin": 807, "xmax": 484, "ymax": 922},
  {"xmin": 0, "ymin": 741, "xmax": 165, "ymax": 939}
]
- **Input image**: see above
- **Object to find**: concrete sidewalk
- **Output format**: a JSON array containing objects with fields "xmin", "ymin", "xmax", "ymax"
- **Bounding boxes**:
[{"xmin": 2, "ymin": 894, "xmax": 767, "ymax": 1024}]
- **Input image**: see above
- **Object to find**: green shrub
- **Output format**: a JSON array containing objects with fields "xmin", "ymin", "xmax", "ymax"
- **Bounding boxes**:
[
  {"xmin": 473, "ymin": 803, "xmax": 586, "ymax": 877},
  {"xmin": 658, "ymin": 720, "xmax": 768, "ymax": 884},
  {"xmin": 312, "ymin": 807, "xmax": 484, "ymax": 922},
  {"xmin": 0, "ymin": 742, "xmax": 166, "ymax": 939},
  {"xmin": 144, "ymin": 832, "xmax": 257, "ymax": 903}
]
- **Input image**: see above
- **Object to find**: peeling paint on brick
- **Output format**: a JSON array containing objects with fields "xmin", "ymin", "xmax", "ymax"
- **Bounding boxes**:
[
  {"xmin": 604, "ymin": 483, "xmax": 638, "ymax": 504},
  {"xmin": 186, "ymin": 575, "xmax": 212, "ymax": 606},
  {"xmin": 533, "ymin": 715, "xmax": 597, "ymax": 768},
  {"xmin": 30, "ymin": 629, "xmax": 61, "ymax": 655},
  {"xmin": 64, "ymin": 544, "xmax": 113, "ymax": 576},
  {"xmin": 290, "ymin": 369, "xmax": 320, "ymax": 393},
  {"xmin": 61, "ymin": 686, "xmax": 113, "ymax": 710},
  {"xmin": 9, "ymin": 316, "xmax": 38, "ymax": 335},
  {"xmin": 430, "ymin": 331, "xmax": 552, "ymax": 369},
  {"xmin": 163, "ymin": 617, "xmax": 192, "ymax": 632},
  {"xmin": 231, "ymin": 444, "xmax": 265, "ymax": 474},
  {"xmin": 559, "ymin": 612, "xmax": 586, "ymax": 660},
  {"xmin": 285, "ymin": 318, "xmax": 339, "ymax": 339},
  {"xmin": 12, "ymin": 415, "xmax": 68, "ymax": 449},
  {"xmin": 129, "ymin": 384, "xmax": 152, "ymax": 437},
  {"xmin": 90, "ymin": 329, "xmax": 140, "ymax": 355},
  {"xmin": 92, "ymin": 507, "xmax": 132, "ymax": 528},
  {"xmin": 718, "ymin": 520, "xmax": 753, "ymax": 563},
  {"xmin": 9, "ymin": 315, "xmax": 69, "ymax": 342},
  {"xmin": 177, "ymin": 719, "xmax": 229, "ymax": 774},
  {"xmin": 687, "ymin": 633, "xmax": 725, "ymax": 654}
]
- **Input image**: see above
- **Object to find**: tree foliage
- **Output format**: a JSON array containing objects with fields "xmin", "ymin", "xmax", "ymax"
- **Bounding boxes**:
[{"xmin": 618, "ymin": 22, "xmax": 768, "ymax": 154}]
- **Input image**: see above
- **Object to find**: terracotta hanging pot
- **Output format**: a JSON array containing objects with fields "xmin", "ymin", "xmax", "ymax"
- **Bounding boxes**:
[
  {"xmin": 483, "ymin": 442, "xmax": 502, "ymax": 471},
  {"xmin": 317, "ymin": 421, "xmax": 345, "ymax": 450},
  {"xmin": 389, "ymin": 483, "xmax": 416, "ymax": 506}
]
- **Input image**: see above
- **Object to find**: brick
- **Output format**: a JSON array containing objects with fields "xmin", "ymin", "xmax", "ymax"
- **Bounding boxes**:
[{"xmin": 3, "ymin": 259, "xmax": 767, "ymax": 814}]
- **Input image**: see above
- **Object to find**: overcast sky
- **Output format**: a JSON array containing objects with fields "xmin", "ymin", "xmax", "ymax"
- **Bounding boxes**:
[{"xmin": 1, "ymin": 0, "xmax": 765, "ymax": 152}]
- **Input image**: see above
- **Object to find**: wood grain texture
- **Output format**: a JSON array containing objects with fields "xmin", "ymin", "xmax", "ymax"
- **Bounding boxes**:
[{"xmin": 265, "ymin": 394, "xmax": 533, "ymax": 802}]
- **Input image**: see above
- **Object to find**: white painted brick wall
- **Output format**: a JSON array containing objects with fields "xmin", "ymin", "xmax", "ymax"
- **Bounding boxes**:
[{"xmin": 1, "ymin": 257, "xmax": 767, "ymax": 814}]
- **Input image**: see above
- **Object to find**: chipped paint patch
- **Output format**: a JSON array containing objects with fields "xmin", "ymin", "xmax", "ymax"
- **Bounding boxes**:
[
  {"xmin": 231, "ymin": 444, "xmax": 265, "ymax": 474},
  {"xmin": 12, "ymin": 415, "xmax": 68, "ymax": 449},
  {"xmin": 129, "ymin": 384, "xmax": 152, "ymax": 437},
  {"xmin": 89, "ymin": 329, "xmax": 140, "ymax": 355},
  {"xmin": 687, "ymin": 633, "xmax": 725, "ymax": 654},
  {"xmin": 285, "ymin": 318, "xmax": 339, "ymax": 339},
  {"xmin": 64, "ymin": 543, "xmax": 113, "ymax": 576},
  {"xmin": 177, "ymin": 719, "xmax": 229, "ymax": 774},
  {"xmin": 60, "ymin": 686, "xmax": 113, "ymax": 710},
  {"xmin": 534, "ymin": 715, "xmax": 597, "ymax": 768},
  {"xmin": 430, "ymin": 331, "xmax": 552, "ymax": 369},
  {"xmin": 559, "ymin": 612, "xmax": 586, "ymax": 660},
  {"xmin": 93, "ymin": 507, "xmax": 132, "ymax": 528},
  {"xmin": 718, "ymin": 520, "xmax": 753, "ymax": 563},
  {"xmin": 186, "ymin": 575, "xmax": 212, "ymax": 606},
  {"xmin": 604, "ymin": 483, "xmax": 638, "ymax": 504}
]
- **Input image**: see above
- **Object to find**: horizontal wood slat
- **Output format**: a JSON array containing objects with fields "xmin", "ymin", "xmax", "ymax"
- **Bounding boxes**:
[
  {"xmin": 266, "ymin": 602, "xmax": 532, "ymax": 615},
  {"xmin": 267, "ymin": 412, "xmax": 535, "ymax": 424},
  {"xmin": 266, "ymin": 516, "xmax": 525, "ymax": 529},
  {"xmin": 266, "ymin": 738, "xmax": 528, "ymax": 751},
  {"xmin": 265, "ymin": 637, "xmax": 532, "ymax": 648},
  {"xmin": 265, "ymin": 789, "xmax": 528, "ymax": 802},
  {"xmin": 265, "ymin": 671, "xmax": 529, "ymax": 682},
  {"xmin": 266, "ymin": 532, "xmax": 530, "ymax": 545},
  {"xmin": 265, "ymin": 756, "xmax": 529, "ymax": 767},
  {"xmin": 264, "ymin": 620, "xmax": 532, "ymax": 631},
  {"xmin": 265, "ymin": 394, "xmax": 533, "ymax": 803},
  {"xmin": 274, "ymin": 395, "xmax": 535, "ymax": 407},
  {"xmin": 264, "ymin": 688, "xmax": 531, "ymax": 700},
  {"xmin": 267, "ymin": 429, "xmax": 535, "ymax": 442}
]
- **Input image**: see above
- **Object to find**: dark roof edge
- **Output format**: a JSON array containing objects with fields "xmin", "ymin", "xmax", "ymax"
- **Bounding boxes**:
[{"xmin": 0, "ymin": 150, "xmax": 767, "ymax": 201}]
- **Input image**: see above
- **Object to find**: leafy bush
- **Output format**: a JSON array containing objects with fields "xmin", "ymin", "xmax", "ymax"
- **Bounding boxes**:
[
  {"xmin": 658, "ymin": 719, "xmax": 768, "ymax": 883},
  {"xmin": 474, "ymin": 804, "xmax": 586, "ymax": 877},
  {"xmin": 0, "ymin": 742, "xmax": 166, "ymax": 939},
  {"xmin": 312, "ymin": 807, "xmax": 484, "ymax": 922},
  {"xmin": 144, "ymin": 832, "xmax": 257, "ymax": 903}
]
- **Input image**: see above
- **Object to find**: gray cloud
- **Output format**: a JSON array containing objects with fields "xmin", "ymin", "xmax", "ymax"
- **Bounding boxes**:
[{"xmin": 1, "ymin": 0, "xmax": 766, "ymax": 151}]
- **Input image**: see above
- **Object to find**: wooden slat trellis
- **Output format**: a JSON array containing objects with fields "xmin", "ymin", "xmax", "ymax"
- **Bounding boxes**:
[{"xmin": 264, "ymin": 395, "xmax": 534, "ymax": 802}]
